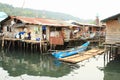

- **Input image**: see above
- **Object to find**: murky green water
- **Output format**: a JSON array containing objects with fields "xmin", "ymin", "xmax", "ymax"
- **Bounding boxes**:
[{"xmin": 0, "ymin": 48, "xmax": 119, "ymax": 80}]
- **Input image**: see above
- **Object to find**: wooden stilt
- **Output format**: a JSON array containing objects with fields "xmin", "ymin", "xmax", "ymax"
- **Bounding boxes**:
[
  {"xmin": 31, "ymin": 43, "xmax": 33, "ymax": 51},
  {"xmin": 54, "ymin": 45, "xmax": 56, "ymax": 50},
  {"xmin": 20, "ymin": 42, "xmax": 22, "ymax": 50},
  {"xmin": 107, "ymin": 49, "xmax": 109, "ymax": 63},
  {"xmin": 104, "ymin": 45, "xmax": 107, "ymax": 66},
  {"xmin": 8, "ymin": 41, "xmax": 12, "ymax": 49},
  {"xmin": 19, "ymin": 41, "xmax": 22, "ymax": 48},
  {"xmin": 104, "ymin": 52, "xmax": 106, "ymax": 67},
  {"xmin": 2, "ymin": 36, "xmax": 4, "ymax": 48},
  {"xmin": 43, "ymin": 42, "xmax": 47, "ymax": 52},
  {"xmin": 50, "ymin": 44, "xmax": 52, "ymax": 50},
  {"xmin": 23, "ymin": 42, "xmax": 25, "ymax": 49},
  {"xmin": 18, "ymin": 41, "xmax": 20, "ymax": 48},
  {"xmin": 27, "ymin": 43, "xmax": 28, "ymax": 50},
  {"xmin": 44, "ymin": 43, "xmax": 47, "ymax": 52},
  {"xmin": 40, "ymin": 39, "xmax": 42, "ymax": 53},
  {"xmin": 12, "ymin": 41, "xmax": 15, "ymax": 48},
  {"xmin": 36, "ymin": 44, "xmax": 37, "ymax": 51},
  {"xmin": 33, "ymin": 44, "xmax": 35, "ymax": 52},
  {"xmin": 5, "ymin": 40, "xmax": 7, "ymax": 47},
  {"xmin": 2, "ymin": 38, "xmax": 49, "ymax": 53},
  {"xmin": 42, "ymin": 42, "xmax": 44, "ymax": 52}
]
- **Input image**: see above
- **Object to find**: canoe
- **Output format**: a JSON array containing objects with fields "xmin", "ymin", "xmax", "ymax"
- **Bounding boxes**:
[{"xmin": 52, "ymin": 41, "xmax": 90, "ymax": 59}]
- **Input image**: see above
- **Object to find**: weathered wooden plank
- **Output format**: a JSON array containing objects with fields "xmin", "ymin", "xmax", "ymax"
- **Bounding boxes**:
[
  {"xmin": 59, "ymin": 49, "xmax": 105, "ymax": 63},
  {"xmin": 59, "ymin": 54, "xmax": 92, "ymax": 63}
]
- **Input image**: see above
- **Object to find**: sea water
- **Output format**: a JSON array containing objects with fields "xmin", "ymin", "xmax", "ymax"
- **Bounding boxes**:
[{"xmin": 0, "ymin": 48, "xmax": 119, "ymax": 80}]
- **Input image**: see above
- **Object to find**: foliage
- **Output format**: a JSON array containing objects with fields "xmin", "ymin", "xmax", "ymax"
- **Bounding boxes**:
[{"xmin": 0, "ymin": 3, "xmax": 94, "ymax": 23}]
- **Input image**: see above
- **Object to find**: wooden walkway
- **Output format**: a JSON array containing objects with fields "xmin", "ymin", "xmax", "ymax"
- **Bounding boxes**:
[
  {"xmin": 59, "ymin": 49, "xmax": 105, "ymax": 63},
  {"xmin": 1, "ymin": 38, "xmax": 49, "ymax": 53}
]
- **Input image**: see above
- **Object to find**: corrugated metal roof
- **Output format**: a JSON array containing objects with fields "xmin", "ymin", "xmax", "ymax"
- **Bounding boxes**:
[
  {"xmin": 72, "ymin": 22, "xmax": 104, "ymax": 27},
  {"xmin": 101, "ymin": 13, "xmax": 120, "ymax": 22},
  {"xmin": 0, "ymin": 12, "xmax": 8, "ymax": 22},
  {"xmin": 11, "ymin": 16, "xmax": 74, "ymax": 27}
]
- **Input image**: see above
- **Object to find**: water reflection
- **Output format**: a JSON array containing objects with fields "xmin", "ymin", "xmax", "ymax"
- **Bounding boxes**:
[
  {"xmin": 0, "ymin": 49, "xmax": 79, "ymax": 77},
  {"xmin": 104, "ymin": 57, "xmax": 120, "ymax": 80}
]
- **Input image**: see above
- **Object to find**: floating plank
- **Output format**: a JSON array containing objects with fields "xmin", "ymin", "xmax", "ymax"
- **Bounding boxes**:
[
  {"xmin": 84, "ymin": 49, "xmax": 105, "ymax": 56},
  {"xmin": 59, "ymin": 49, "xmax": 105, "ymax": 63},
  {"xmin": 59, "ymin": 54, "xmax": 92, "ymax": 63}
]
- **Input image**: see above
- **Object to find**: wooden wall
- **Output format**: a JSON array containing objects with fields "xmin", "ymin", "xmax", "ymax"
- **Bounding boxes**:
[
  {"xmin": 27, "ymin": 25, "xmax": 42, "ymax": 40},
  {"xmin": 106, "ymin": 20, "xmax": 120, "ymax": 42},
  {"xmin": 46, "ymin": 26, "xmax": 50, "ymax": 40}
]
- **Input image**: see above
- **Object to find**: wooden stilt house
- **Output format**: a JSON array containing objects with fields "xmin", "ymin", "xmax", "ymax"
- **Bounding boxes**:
[
  {"xmin": 72, "ymin": 22, "xmax": 106, "ymax": 39},
  {"xmin": 1, "ymin": 16, "xmax": 76, "ymax": 47},
  {"xmin": 101, "ymin": 13, "xmax": 120, "ymax": 43},
  {"xmin": 101, "ymin": 13, "xmax": 120, "ymax": 59}
]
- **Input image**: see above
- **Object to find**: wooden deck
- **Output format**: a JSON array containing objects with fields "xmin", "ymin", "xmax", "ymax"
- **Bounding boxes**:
[
  {"xmin": 59, "ymin": 49, "xmax": 105, "ymax": 63},
  {"xmin": 4, "ymin": 38, "xmax": 48, "ymax": 43},
  {"xmin": 1, "ymin": 38, "xmax": 49, "ymax": 53}
]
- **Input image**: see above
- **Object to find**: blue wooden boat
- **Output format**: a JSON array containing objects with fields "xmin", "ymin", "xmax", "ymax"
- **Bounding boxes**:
[{"xmin": 52, "ymin": 41, "xmax": 90, "ymax": 59}]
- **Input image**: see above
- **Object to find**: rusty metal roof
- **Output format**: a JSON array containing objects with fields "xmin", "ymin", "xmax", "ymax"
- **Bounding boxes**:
[
  {"xmin": 11, "ymin": 16, "xmax": 74, "ymax": 27},
  {"xmin": 72, "ymin": 22, "xmax": 105, "ymax": 27}
]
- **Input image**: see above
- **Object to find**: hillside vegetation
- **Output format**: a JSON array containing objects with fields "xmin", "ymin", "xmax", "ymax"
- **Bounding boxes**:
[{"xmin": 0, "ymin": 3, "xmax": 94, "ymax": 23}]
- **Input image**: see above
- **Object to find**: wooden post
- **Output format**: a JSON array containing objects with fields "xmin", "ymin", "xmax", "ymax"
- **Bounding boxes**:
[
  {"xmin": 8, "ymin": 40, "xmax": 11, "ymax": 49},
  {"xmin": 44, "ymin": 42, "xmax": 47, "ymax": 52},
  {"xmin": 104, "ymin": 51, "xmax": 106, "ymax": 67},
  {"xmin": 50, "ymin": 38, "xmax": 52, "ymax": 50},
  {"xmin": 104, "ymin": 45, "xmax": 107, "ymax": 66},
  {"xmin": 12, "ymin": 41, "xmax": 15, "ymax": 48},
  {"xmin": 107, "ymin": 47, "xmax": 110, "ymax": 63},
  {"xmin": 35, "ymin": 44, "xmax": 37, "ymax": 51},
  {"xmin": 5, "ymin": 39, "xmax": 7, "ymax": 47},
  {"xmin": 40, "ymin": 39, "xmax": 42, "ymax": 53},
  {"xmin": 31, "ymin": 43, "xmax": 33, "ymax": 51},
  {"xmin": 2, "ymin": 36, "xmax": 4, "ymax": 48},
  {"xmin": 18, "ymin": 40, "xmax": 20, "ymax": 48},
  {"xmin": 23, "ymin": 42, "xmax": 25, "ymax": 49},
  {"xmin": 42, "ymin": 42, "xmax": 44, "ymax": 52},
  {"xmin": 27, "ymin": 43, "xmax": 28, "ymax": 50}
]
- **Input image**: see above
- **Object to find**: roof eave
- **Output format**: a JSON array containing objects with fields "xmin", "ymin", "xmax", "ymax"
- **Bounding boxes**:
[{"xmin": 101, "ymin": 13, "xmax": 120, "ymax": 23}]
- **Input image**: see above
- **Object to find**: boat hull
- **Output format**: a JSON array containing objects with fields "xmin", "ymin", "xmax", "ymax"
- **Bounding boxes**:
[{"xmin": 52, "ymin": 41, "xmax": 90, "ymax": 59}]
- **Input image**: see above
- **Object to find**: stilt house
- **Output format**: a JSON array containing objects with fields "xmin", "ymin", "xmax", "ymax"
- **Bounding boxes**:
[
  {"xmin": 1, "ymin": 16, "xmax": 76, "ymax": 45},
  {"xmin": 101, "ymin": 13, "xmax": 120, "ymax": 61},
  {"xmin": 72, "ymin": 22, "xmax": 106, "ymax": 39},
  {"xmin": 101, "ymin": 13, "xmax": 120, "ymax": 43}
]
